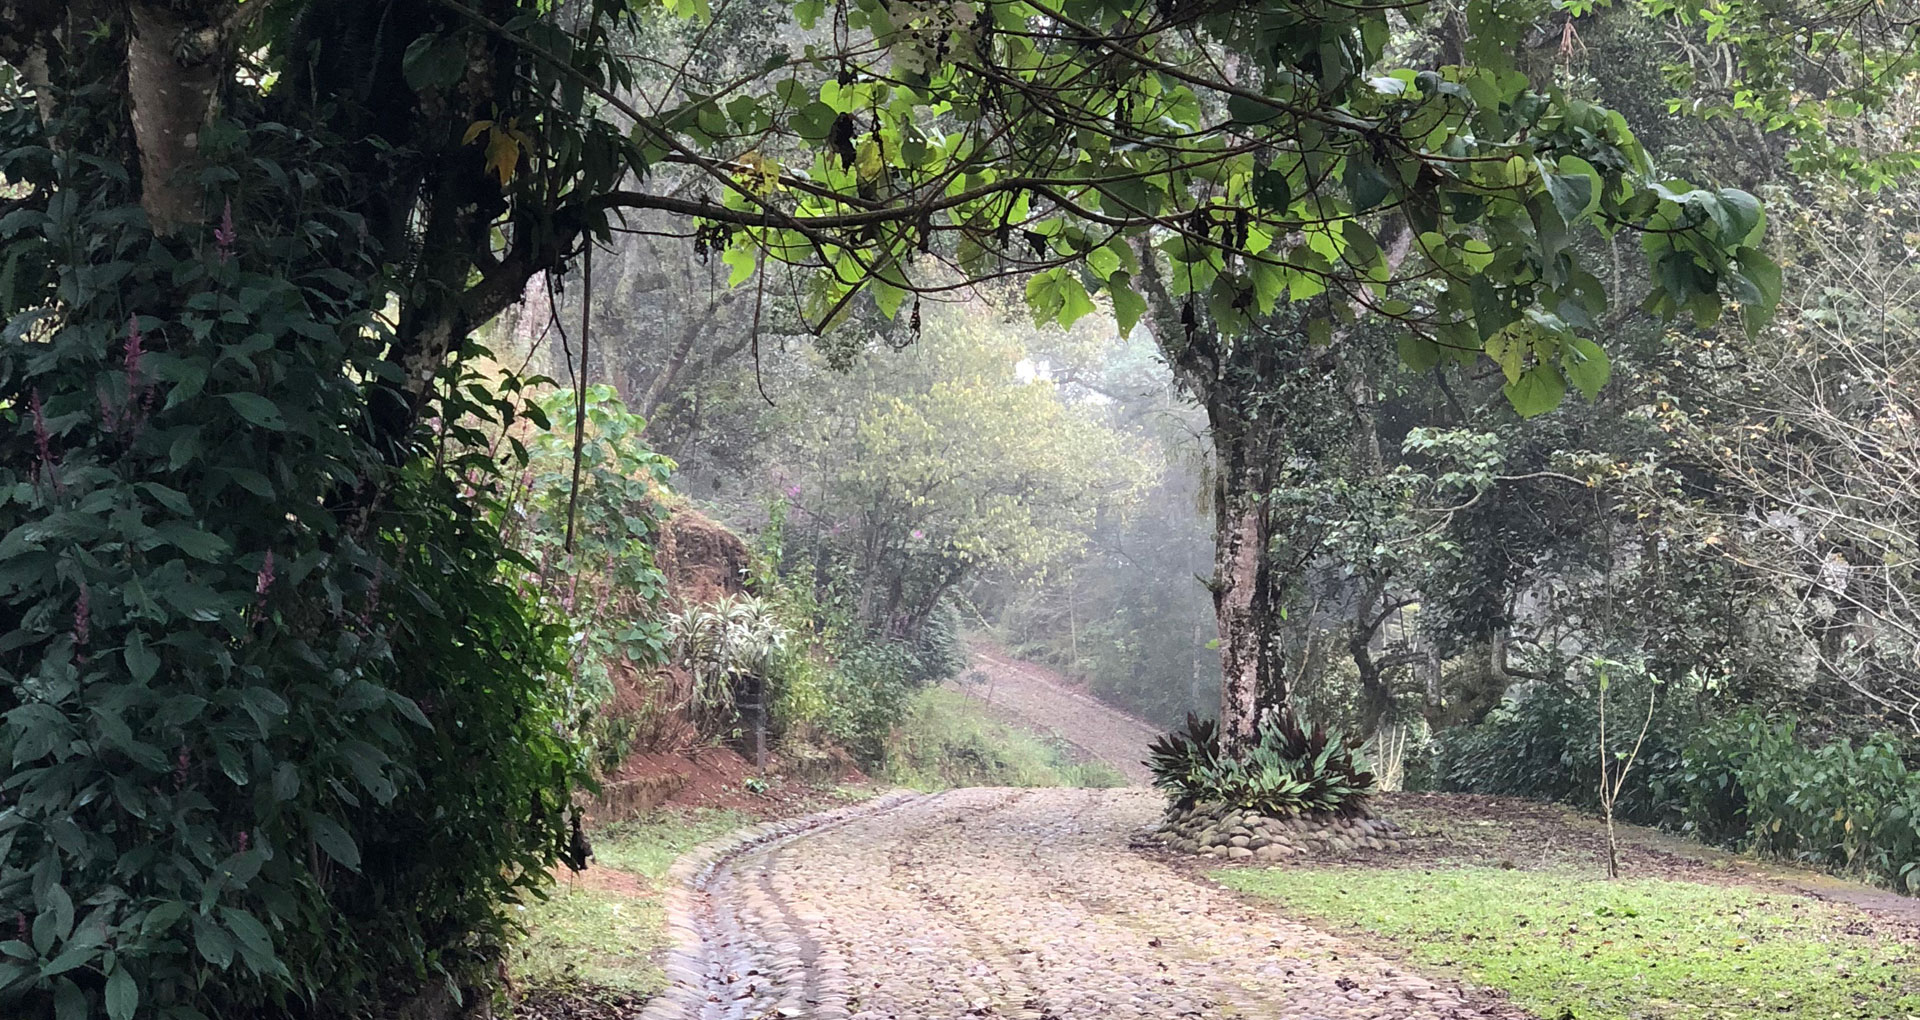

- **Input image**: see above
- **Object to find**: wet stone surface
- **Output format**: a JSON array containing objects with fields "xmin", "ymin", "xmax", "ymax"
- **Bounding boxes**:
[{"xmin": 647, "ymin": 788, "xmax": 1528, "ymax": 1020}]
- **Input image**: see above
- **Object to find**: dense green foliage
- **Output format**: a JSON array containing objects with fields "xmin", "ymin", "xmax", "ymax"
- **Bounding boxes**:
[
  {"xmin": 1219, "ymin": 866, "xmax": 1920, "ymax": 1019},
  {"xmin": 1438, "ymin": 685, "xmax": 1920, "ymax": 892},
  {"xmin": 509, "ymin": 386, "xmax": 675, "ymax": 767},
  {"xmin": 1148, "ymin": 713, "xmax": 1375, "ymax": 817},
  {"xmin": 0, "ymin": 122, "xmax": 582, "ymax": 1016}
]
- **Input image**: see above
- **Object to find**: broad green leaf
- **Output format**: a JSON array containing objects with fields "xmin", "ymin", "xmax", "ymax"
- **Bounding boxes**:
[
  {"xmin": 193, "ymin": 913, "xmax": 234, "ymax": 969},
  {"xmin": 105, "ymin": 966, "xmax": 137, "ymax": 1020},
  {"xmin": 1398, "ymin": 333, "xmax": 1442, "ymax": 372},
  {"xmin": 310, "ymin": 815, "xmax": 362, "ymax": 871},
  {"xmin": 125, "ymin": 635, "xmax": 159, "ymax": 684},
  {"xmin": 1344, "ymin": 154, "xmax": 1393, "ymax": 212},
  {"xmin": 401, "ymin": 34, "xmax": 466, "ymax": 92},
  {"xmin": 223, "ymin": 393, "xmax": 286, "ymax": 431},
  {"xmin": 152, "ymin": 522, "xmax": 229, "ymax": 561},
  {"xmin": 1562, "ymin": 336, "xmax": 1611, "ymax": 399},
  {"xmin": 1109, "ymin": 276, "xmax": 1146, "ymax": 337},
  {"xmin": 1504, "ymin": 363, "xmax": 1568, "ymax": 417}
]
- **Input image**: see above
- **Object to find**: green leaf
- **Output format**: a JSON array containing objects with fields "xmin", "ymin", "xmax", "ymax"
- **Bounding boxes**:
[
  {"xmin": 1717, "ymin": 187, "xmax": 1764, "ymax": 243},
  {"xmin": 791, "ymin": 101, "xmax": 836, "ymax": 141},
  {"xmin": 1561, "ymin": 336, "xmax": 1610, "ymax": 400},
  {"xmin": 1504, "ymin": 363, "xmax": 1568, "ymax": 418},
  {"xmin": 1109, "ymin": 276, "xmax": 1147, "ymax": 337},
  {"xmin": 222, "ymin": 393, "xmax": 286, "ymax": 431},
  {"xmin": 271, "ymin": 763, "xmax": 300, "ymax": 802},
  {"xmin": 401, "ymin": 34, "xmax": 466, "ymax": 92},
  {"xmin": 721, "ymin": 247, "xmax": 755, "ymax": 288},
  {"xmin": 1252, "ymin": 166, "xmax": 1291, "ymax": 211},
  {"xmin": 1225, "ymin": 94, "xmax": 1283, "ymax": 125},
  {"xmin": 1398, "ymin": 334, "xmax": 1442, "ymax": 372},
  {"xmin": 310, "ymin": 815, "xmax": 362, "ymax": 872},
  {"xmin": 125, "ymin": 635, "xmax": 159, "ymax": 684},
  {"xmin": 164, "ymin": 584, "xmax": 227, "ymax": 622},
  {"xmin": 1344, "ymin": 154, "xmax": 1393, "ymax": 212},
  {"xmin": 53, "ymin": 978, "xmax": 84, "ymax": 1020},
  {"xmin": 152, "ymin": 522, "xmax": 229, "ymax": 561},
  {"xmin": 1734, "ymin": 246, "xmax": 1781, "ymax": 334},
  {"xmin": 193, "ymin": 914, "xmax": 234, "ymax": 969},
  {"xmin": 105, "ymin": 965, "xmax": 137, "ymax": 1020},
  {"xmin": 1306, "ymin": 317, "xmax": 1332, "ymax": 347},
  {"xmin": 1544, "ymin": 171, "xmax": 1594, "ymax": 224},
  {"xmin": 138, "ymin": 482, "xmax": 194, "ymax": 516},
  {"xmin": 1471, "ymin": 277, "xmax": 1519, "ymax": 340},
  {"xmin": 220, "ymin": 907, "xmax": 277, "ymax": 974}
]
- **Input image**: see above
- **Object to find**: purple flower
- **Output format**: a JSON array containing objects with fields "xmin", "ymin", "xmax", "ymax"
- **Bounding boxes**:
[
  {"xmin": 911, "ymin": 529, "xmax": 925, "ymax": 540},
  {"xmin": 254, "ymin": 550, "xmax": 276, "ymax": 609},
  {"xmin": 72, "ymin": 584, "xmax": 90, "ymax": 655},
  {"xmin": 786, "ymin": 485, "xmax": 801, "ymax": 498},
  {"xmin": 214, "ymin": 199, "xmax": 237, "ymax": 264},
  {"xmin": 29, "ymin": 390, "xmax": 58, "ymax": 490}
]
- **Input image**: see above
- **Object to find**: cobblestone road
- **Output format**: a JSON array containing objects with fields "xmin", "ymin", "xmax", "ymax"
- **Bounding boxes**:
[{"xmin": 650, "ymin": 788, "xmax": 1526, "ymax": 1020}]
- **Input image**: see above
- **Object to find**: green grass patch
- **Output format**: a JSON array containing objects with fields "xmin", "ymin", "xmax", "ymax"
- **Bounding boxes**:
[
  {"xmin": 1216, "ymin": 866, "xmax": 1920, "ymax": 1020},
  {"xmin": 509, "ymin": 882, "xmax": 666, "ymax": 997},
  {"xmin": 590, "ymin": 807, "xmax": 756, "ymax": 879},
  {"xmin": 508, "ymin": 807, "xmax": 761, "ymax": 999},
  {"xmin": 885, "ymin": 687, "xmax": 1129, "ymax": 791}
]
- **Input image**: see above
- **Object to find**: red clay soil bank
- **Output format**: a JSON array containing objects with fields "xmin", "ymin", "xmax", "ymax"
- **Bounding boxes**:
[{"xmin": 654, "ymin": 508, "xmax": 751, "ymax": 605}]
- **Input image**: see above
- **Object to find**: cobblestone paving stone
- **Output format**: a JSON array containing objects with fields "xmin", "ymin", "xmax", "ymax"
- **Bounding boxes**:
[{"xmin": 651, "ymin": 787, "xmax": 1529, "ymax": 1020}]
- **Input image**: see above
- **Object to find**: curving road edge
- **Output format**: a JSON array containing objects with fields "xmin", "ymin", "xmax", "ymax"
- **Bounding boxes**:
[{"xmin": 637, "ymin": 790, "xmax": 927, "ymax": 1020}]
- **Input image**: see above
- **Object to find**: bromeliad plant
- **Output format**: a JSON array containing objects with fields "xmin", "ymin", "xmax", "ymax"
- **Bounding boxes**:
[
  {"xmin": 664, "ymin": 595, "xmax": 789, "ymax": 737},
  {"xmin": 1149, "ymin": 712, "xmax": 1377, "ymax": 817}
]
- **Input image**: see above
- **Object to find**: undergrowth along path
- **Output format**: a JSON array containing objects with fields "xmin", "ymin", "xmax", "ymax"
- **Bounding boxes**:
[
  {"xmin": 641, "ymin": 787, "xmax": 1529, "ymax": 1020},
  {"xmin": 958, "ymin": 648, "xmax": 1163, "ymax": 786}
]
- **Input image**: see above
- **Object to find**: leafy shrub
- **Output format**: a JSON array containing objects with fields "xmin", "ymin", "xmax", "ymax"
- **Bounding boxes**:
[
  {"xmin": 1674, "ymin": 711, "xmax": 1920, "ymax": 891},
  {"xmin": 1435, "ymin": 679, "xmax": 1920, "ymax": 893},
  {"xmin": 507, "ymin": 386, "xmax": 673, "ymax": 768},
  {"xmin": 663, "ymin": 595, "xmax": 788, "ymax": 737},
  {"xmin": 1432, "ymin": 670, "xmax": 1688, "ymax": 827},
  {"xmin": 1149, "ymin": 713, "xmax": 1376, "ymax": 817},
  {"xmin": 0, "ymin": 118, "xmax": 584, "ymax": 1017}
]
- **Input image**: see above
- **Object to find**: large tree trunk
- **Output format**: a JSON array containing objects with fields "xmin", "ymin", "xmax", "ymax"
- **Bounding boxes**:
[
  {"xmin": 1208, "ymin": 418, "xmax": 1288, "ymax": 753},
  {"xmin": 1134, "ymin": 245, "xmax": 1295, "ymax": 752},
  {"xmin": 127, "ymin": 2, "xmax": 226, "ymax": 234}
]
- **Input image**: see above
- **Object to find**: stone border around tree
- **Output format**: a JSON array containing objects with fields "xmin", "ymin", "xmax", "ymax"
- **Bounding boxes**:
[{"xmin": 1154, "ymin": 802, "xmax": 1407, "ymax": 860}]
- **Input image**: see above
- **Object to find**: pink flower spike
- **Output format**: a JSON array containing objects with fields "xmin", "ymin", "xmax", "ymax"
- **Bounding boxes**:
[
  {"xmin": 255, "ymin": 550, "xmax": 276, "ymax": 599},
  {"xmin": 125, "ymin": 315, "xmax": 145, "ymax": 381},
  {"xmin": 215, "ymin": 199, "xmax": 237, "ymax": 264},
  {"xmin": 72, "ymin": 584, "xmax": 90, "ymax": 649},
  {"xmin": 29, "ymin": 390, "xmax": 59, "ymax": 490}
]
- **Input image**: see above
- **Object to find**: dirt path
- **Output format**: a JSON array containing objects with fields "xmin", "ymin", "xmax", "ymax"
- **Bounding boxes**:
[
  {"xmin": 643, "ymin": 787, "xmax": 1527, "ymax": 1020},
  {"xmin": 953, "ymin": 648, "xmax": 1164, "ymax": 786}
]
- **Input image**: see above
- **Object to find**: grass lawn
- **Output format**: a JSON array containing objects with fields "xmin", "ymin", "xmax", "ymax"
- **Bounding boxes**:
[
  {"xmin": 1215, "ymin": 866, "xmax": 1920, "ymax": 1020},
  {"xmin": 508, "ymin": 807, "xmax": 760, "ymax": 999}
]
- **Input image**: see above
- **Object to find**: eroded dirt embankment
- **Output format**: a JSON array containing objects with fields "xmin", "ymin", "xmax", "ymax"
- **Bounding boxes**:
[{"xmin": 951, "ymin": 646, "xmax": 1164, "ymax": 786}]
